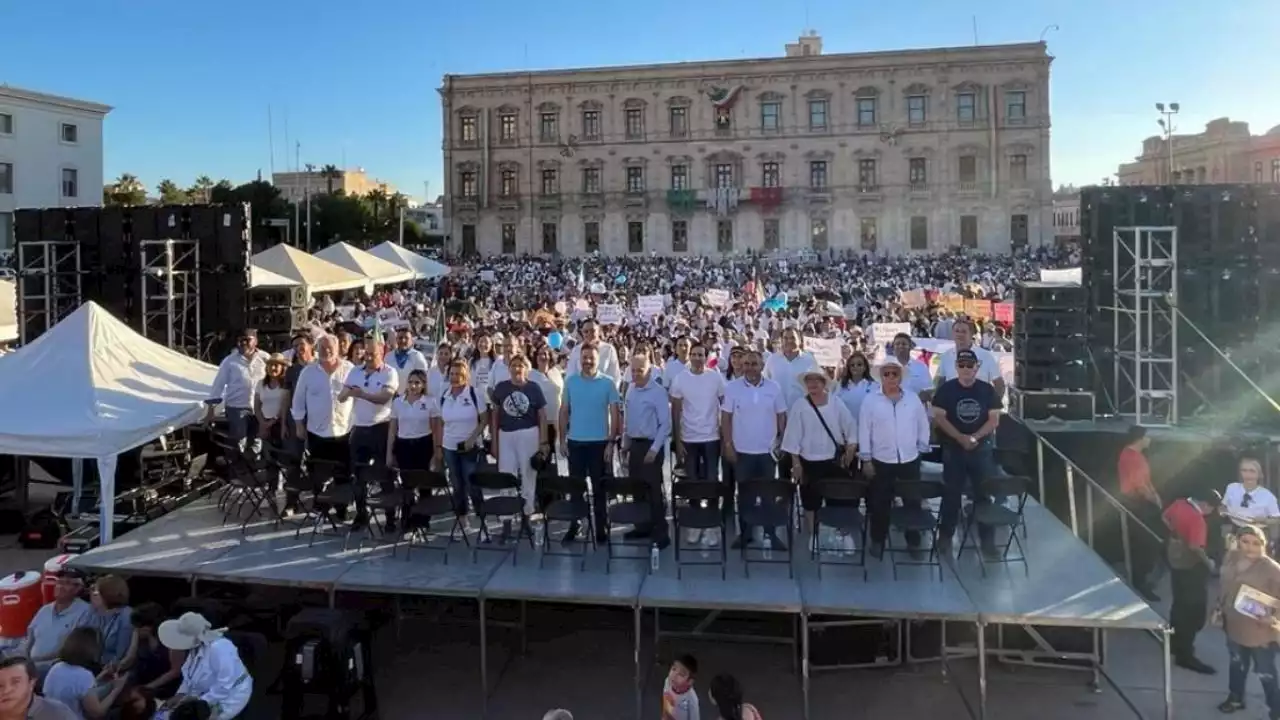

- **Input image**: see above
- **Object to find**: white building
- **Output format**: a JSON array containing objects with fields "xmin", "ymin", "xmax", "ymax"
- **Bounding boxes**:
[
  {"xmin": 0, "ymin": 85, "xmax": 112, "ymax": 251},
  {"xmin": 1052, "ymin": 186, "xmax": 1079, "ymax": 244}
]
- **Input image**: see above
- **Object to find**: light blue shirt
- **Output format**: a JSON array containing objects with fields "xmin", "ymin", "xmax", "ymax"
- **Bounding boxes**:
[
  {"xmin": 563, "ymin": 372, "xmax": 620, "ymax": 442},
  {"xmin": 624, "ymin": 376, "xmax": 671, "ymax": 449}
]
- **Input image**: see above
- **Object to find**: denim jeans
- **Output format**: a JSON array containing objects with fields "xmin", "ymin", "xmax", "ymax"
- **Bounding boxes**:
[
  {"xmin": 567, "ymin": 440, "xmax": 609, "ymax": 536},
  {"xmin": 734, "ymin": 453, "xmax": 777, "ymax": 536},
  {"xmin": 1228, "ymin": 640, "xmax": 1280, "ymax": 718},
  {"xmin": 443, "ymin": 448, "xmax": 480, "ymax": 516},
  {"xmin": 226, "ymin": 406, "xmax": 260, "ymax": 454},
  {"xmin": 939, "ymin": 441, "xmax": 995, "ymax": 543},
  {"xmin": 683, "ymin": 440, "xmax": 721, "ymax": 483}
]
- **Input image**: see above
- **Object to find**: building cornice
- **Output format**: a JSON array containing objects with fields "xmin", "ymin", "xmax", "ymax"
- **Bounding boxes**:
[
  {"xmin": 0, "ymin": 85, "xmax": 113, "ymax": 115},
  {"xmin": 438, "ymin": 42, "xmax": 1050, "ymax": 92}
]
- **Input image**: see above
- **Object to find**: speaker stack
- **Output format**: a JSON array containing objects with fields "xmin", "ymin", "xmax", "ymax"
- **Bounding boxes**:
[
  {"xmin": 1010, "ymin": 281, "xmax": 1095, "ymax": 422},
  {"xmin": 246, "ymin": 286, "xmax": 309, "ymax": 351},
  {"xmin": 1080, "ymin": 184, "xmax": 1280, "ymax": 426}
]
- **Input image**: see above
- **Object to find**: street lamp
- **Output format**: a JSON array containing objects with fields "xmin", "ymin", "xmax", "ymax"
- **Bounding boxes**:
[{"xmin": 1156, "ymin": 102, "xmax": 1180, "ymax": 183}]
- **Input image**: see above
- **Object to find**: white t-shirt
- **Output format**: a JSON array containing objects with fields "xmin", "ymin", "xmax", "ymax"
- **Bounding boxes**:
[
  {"xmin": 936, "ymin": 346, "xmax": 1001, "ymax": 384},
  {"xmin": 439, "ymin": 385, "xmax": 485, "ymax": 447},
  {"xmin": 1224, "ymin": 482, "xmax": 1280, "ymax": 522},
  {"xmin": 670, "ymin": 369, "xmax": 726, "ymax": 443},
  {"xmin": 391, "ymin": 394, "xmax": 440, "ymax": 440},
  {"xmin": 256, "ymin": 381, "xmax": 287, "ymax": 420}
]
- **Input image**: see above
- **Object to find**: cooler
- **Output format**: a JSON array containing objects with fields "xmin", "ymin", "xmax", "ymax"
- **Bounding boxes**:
[
  {"xmin": 0, "ymin": 572, "xmax": 44, "ymax": 640},
  {"xmin": 41, "ymin": 554, "xmax": 77, "ymax": 604}
]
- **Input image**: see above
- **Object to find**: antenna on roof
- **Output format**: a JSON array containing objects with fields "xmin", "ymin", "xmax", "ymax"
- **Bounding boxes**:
[{"xmin": 972, "ymin": 16, "xmax": 980, "ymax": 45}]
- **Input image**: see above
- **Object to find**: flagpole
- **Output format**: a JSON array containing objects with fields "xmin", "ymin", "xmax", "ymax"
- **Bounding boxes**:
[{"xmin": 398, "ymin": 206, "xmax": 405, "ymax": 246}]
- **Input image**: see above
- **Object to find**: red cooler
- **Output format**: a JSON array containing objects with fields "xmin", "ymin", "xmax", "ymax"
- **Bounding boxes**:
[
  {"xmin": 0, "ymin": 572, "xmax": 43, "ymax": 640},
  {"xmin": 41, "ymin": 554, "xmax": 77, "ymax": 604}
]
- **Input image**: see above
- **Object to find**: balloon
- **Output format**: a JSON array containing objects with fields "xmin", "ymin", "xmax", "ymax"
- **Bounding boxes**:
[{"xmin": 547, "ymin": 331, "xmax": 564, "ymax": 350}]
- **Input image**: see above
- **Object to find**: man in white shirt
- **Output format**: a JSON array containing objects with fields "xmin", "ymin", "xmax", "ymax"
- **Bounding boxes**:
[
  {"xmin": 389, "ymin": 328, "xmax": 429, "ymax": 376},
  {"xmin": 204, "ymin": 328, "xmax": 268, "ymax": 452},
  {"xmin": 344, "ymin": 338, "xmax": 399, "ymax": 529},
  {"xmin": 763, "ymin": 328, "xmax": 818, "ymax": 484},
  {"xmin": 662, "ymin": 336, "xmax": 691, "ymax": 388},
  {"xmin": 670, "ymin": 343, "xmax": 726, "ymax": 488},
  {"xmin": 934, "ymin": 319, "xmax": 1005, "ymax": 399},
  {"xmin": 291, "ymin": 335, "xmax": 356, "ymax": 514},
  {"xmin": 565, "ymin": 320, "xmax": 621, "ymax": 383},
  {"xmin": 890, "ymin": 333, "xmax": 935, "ymax": 400},
  {"xmin": 721, "ymin": 350, "xmax": 788, "ymax": 550},
  {"xmin": 859, "ymin": 358, "xmax": 932, "ymax": 557}
]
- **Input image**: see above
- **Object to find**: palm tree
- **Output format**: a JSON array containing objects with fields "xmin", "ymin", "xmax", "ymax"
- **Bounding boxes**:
[
  {"xmin": 190, "ymin": 175, "xmax": 215, "ymax": 204},
  {"xmin": 365, "ymin": 187, "xmax": 388, "ymax": 224},
  {"xmin": 320, "ymin": 164, "xmax": 342, "ymax": 195},
  {"xmin": 157, "ymin": 179, "xmax": 188, "ymax": 205},
  {"xmin": 107, "ymin": 173, "xmax": 146, "ymax": 206}
]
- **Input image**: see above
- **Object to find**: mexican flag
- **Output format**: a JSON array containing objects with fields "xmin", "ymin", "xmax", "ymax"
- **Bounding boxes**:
[{"xmin": 708, "ymin": 85, "xmax": 745, "ymax": 110}]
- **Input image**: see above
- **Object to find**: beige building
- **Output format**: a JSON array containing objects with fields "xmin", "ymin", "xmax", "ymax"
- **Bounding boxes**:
[
  {"xmin": 1116, "ymin": 117, "xmax": 1280, "ymax": 186},
  {"xmin": 439, "ymin": 34, "xmax": 1053, "ymax": 256},
  {"xmin": 272, "ymin": 168, "xmax": 393, "ymax": 203},
  {"xmin": 1052, "ymin": 185, "xmax": 1080, "ymax": 243}
]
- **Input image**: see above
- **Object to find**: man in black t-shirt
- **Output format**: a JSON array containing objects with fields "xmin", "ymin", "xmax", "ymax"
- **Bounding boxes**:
[{"xmin": 930, "ymin": 349, "xmax": 1001, "ymax": 557}]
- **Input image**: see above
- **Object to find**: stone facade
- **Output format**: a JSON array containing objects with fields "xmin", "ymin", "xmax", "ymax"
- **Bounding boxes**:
[
  {"xmin": 1116, "ymin": 117, "xmax": 1280, "ymax": 186},
  {"xmin": 440, "ymin": 37, "xmax": 1053, "ymax": 257},
  {"xmin": 1052, "ymin": 186, "xmax": 1080, "ymax": 243}
]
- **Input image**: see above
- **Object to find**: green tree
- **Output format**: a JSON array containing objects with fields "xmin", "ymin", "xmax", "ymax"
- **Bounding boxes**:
[
  {"xmin": 189, "ymin": 175, "xmax": 215, "ymax": 204},
  {"xmin": 156, "ymin": 179, "xmax": 189, "ymax": 205},
  {"xmin": 320, "ymin": 164, "xmax": 342, "ymax": 194},
  {"xmin": 208, "ymin": 179, "xmax": 235, "ymax": 204},
  {"xmin": 105, "ymin": 173, "xmax": 147, "ymax": 206}
]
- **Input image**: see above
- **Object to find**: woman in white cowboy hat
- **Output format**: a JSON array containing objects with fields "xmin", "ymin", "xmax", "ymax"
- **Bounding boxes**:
[{"xmin": 154, "ymin": 613, "xmax": 251, "ymax": 720}]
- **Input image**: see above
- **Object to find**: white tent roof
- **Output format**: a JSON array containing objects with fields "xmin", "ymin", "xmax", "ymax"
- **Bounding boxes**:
[
  {"xmin": 249, "ymin": 264, "xmax": 301, "ymax": 288},
  {"xmin": 250, "ymin": 244, "xmax": 370, "ymax": 293},
  {"xmin": 0, "ymin": 301, "xmax": 217, "ymax": 459},
  {"xmin": 368, "ymin": 241, "xmax": 450, "ymax": 280},
  {"xmin": 314, "ymin": 242, "xmax": 417, "ymax": 285}
]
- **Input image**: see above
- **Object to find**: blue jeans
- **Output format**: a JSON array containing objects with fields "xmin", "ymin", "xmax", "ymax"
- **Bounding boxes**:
[
  {"xmin": 226, "ymin": 406, "xmax": 260, "ymax": 454},
  {"xmin": 567, "ymin": 440, "xmax": 609, "ymax": 536},
  {"xmin": 734, "ymin": 453, "xmax": 777, "ymax": 536},
  {"xmin": 443, "ymin": 448, "xmax": 480, "ymax": 516},
  {"xmin": 683, "ymin": 441, "xmax": 720, "ymax": 483},
  {"xmin": 1228, "ymin": 640, "xmax": 1280, "ymax": 717},
  {"xmin": 939, "ymin": 441, "xmax": 995, "ymax": 543}
]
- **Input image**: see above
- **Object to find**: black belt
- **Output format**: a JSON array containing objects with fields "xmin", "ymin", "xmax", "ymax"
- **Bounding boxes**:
[{"xmin": 629, "ymin": 437, "xmax": 655, "ymax": 442}]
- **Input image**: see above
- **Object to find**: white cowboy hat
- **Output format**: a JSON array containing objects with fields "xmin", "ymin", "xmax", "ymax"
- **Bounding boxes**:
[
  {"xmin": 797, "ymin": 368, "xmax": 828, "ymax": 384},
  {"xmin": 158, "ymin": 612, "xmax": 219, "ymax": 651}
]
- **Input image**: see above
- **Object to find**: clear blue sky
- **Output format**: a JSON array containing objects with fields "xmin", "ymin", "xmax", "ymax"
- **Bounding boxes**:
[{"xmin": 4, "ymin": 0, "xmax": 1276, "ymax": 201}]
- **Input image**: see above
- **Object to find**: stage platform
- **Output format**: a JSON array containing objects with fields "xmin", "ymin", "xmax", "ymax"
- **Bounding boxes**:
[{"xmin": 69, "ymin": 494, "xmax": 1168, "ymax": 720}]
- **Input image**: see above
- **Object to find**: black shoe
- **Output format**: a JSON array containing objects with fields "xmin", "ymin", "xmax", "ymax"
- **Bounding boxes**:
[
  {"xmin": 936, "ymin": 537, "xmax": 954, "ymax": 558},
  {"xmin": 624, "ymin": 528, "xmax": 651, "ymax": 541},
  {"xmin": 766, "ymin": 532, "xmax": 787, "ymax": 552},
  {"xmin": 384, "ymin": 520, "xmax": 398, "ymax": 535},
  {"xmin": 501, "ymin": 520, "xmax": 512, "ymax": 543},
  {"xmin": 1216, "ymin": 698, "xmax": 1245, "ymax": 713},
  {"xmin": 595, "ymin": 532, "xmax": 609, "ymax": 545},
  {"xmin": 731, "ymin": 536, "xmax": 752, "ymax": 550},
  {"xmin": 1175, "ymin": 656, "xmax": 1216, "ymax": 675},
  {"xmin": 350, "ymin": 514, "xmax": 369, "ymax": 531}
]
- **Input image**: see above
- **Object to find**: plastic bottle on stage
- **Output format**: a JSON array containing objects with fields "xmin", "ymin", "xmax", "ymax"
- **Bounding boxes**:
[
  {"xmin": 762, "ymin": 533, "xmax": 773, "ymax": 560},
  {"xmin": 650, "ymin": 543, "xmax": 660, "ymax": 573},
  {"xmin": 533, "ymin": 520, "xmax": 543, "ymax": 547}
]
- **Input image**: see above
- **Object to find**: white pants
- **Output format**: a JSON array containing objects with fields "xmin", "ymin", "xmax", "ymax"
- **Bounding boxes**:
[{"xmin": 498, "ymin": 426, "xmax": 540, "ymax": 512}]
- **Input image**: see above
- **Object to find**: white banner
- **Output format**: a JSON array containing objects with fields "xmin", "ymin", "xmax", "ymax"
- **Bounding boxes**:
[
  {"xmin": 479, "ymin": 269, "xmax": 496, "ymax": 283},
  {"xmin": 376, "ymin": 309, "xmax": 401, "ymax": 324},
  {"xmin": 867, "ymin": 322, "xmax": 911, "ymax": 344},
  {"xmin": 704, "ymin": 288, "xmax": 731, "ymax": 307},
  {"xmin": 804, "ymin": 336, "xmax": 843, "ymax": 367},
  {"xmin": 637, "ymin": 294, "xmax": 665, "ymax": 316},
  {"xmin": 1039, "ymin": 267, "xmax": 1082, "ymax": 284},
  {"xmin": 596, "ymin": 303, "xmax": 624, "ymax": 325}
]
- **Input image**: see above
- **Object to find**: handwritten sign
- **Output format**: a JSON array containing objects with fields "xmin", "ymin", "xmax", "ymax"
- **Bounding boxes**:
[
  {"xmin": 596, "ymin": 304, "xmax": 624, "ymax": 325},
  {"xmin": 941, "ymin": 294, "xmax": 967, "ymax": 313},
  {"xmin": 867, "ymin": 322, "xmax": 911, "ymax": 344},
  {"xmin": 574, "ymin": 298, "xmax": 591, "ymax": 312},
  {"xmin": 704, "ymin": 289, "xmax": 731, "ymax": 307},
  {"xmin": 479, "ymin": 270, "xmax": 496, "ymax": 283},
  {"xmin": 804, "ymin": 337, "xmax": 843, "ymax": 367},
  {"xmin": 964, "ymin": 298, "xmax": 993, "ymax": 320},
  {"xmin": 994, "ymin": 302, "xmax": 1015, "ymax": 324},
  {"xmin": 899, "ymin": 289, "xmax": 927, "ymax": 308},
  {"xmin": 637, "ymin": 295, "xmax": 665, "ymax": 316}
]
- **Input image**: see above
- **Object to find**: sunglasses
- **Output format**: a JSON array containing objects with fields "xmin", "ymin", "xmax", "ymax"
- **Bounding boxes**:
[
  {"xmin": 880, "ymin": 370, "xmax": 901, "ymax": 376},
  {"xmin": 957, "ymin": 362, "xmax": 977, "ymax": 369}
]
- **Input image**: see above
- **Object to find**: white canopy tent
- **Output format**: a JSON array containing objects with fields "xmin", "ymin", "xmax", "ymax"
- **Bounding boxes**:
[
  {"xmin": 368, "ymin": 241, "xmax": 450, "ymax": 281},
  {"xmin": 250, "ymin": 244, "xmax": 371, "ymax": 293},
  {"xmin": 314, "ymin": 242, "xmax": 417, "ymax": 286},
  {"xmin": 0, "ymin": 302, "xmax": 217, "ymax": 541},
  {"xmin": 249, "ymin": 264, "xmax": 302, "ymax": 289}
]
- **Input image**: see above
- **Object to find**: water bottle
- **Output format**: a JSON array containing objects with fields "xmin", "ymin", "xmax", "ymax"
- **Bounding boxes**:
[
  {"xmin": 533, "ymin": 520, "xmax": 543, "ymax": 548},
  {"xmin": 650, "ymin": 543, "xmax": 660, "ymax": 573},
  {"xmin": 762, "ymin": 532, "xmax": 773, "ymax": 560}
]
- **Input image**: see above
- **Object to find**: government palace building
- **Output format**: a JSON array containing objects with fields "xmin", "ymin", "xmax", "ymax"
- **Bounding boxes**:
[{"xmin": 439, "ymin": 33, "xmax": 1052, "ymax": 257}]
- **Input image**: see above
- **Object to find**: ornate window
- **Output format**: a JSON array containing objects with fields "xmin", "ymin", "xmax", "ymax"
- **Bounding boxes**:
[
  {"xmin": 759, "ymin": 92, "xmax": 784, "ymax": 132},
  {"xmin": 860, "ymin": 217, "xmax": 878, "ymax": 252},
  {"xmin": 809, "ymin": 161, "xmax": 828, "ymax": 189},
  {"xmin": 628, "ymin": 221, "xmax": 645, "ymax": 253},
  {"xmin": 907, "ymin": 95, "xmax": 927, "ymax": 127},
  {"xmin": 458, "ymin": 112, "xmax": 478, "ymax": 143},
  {"xmin": 623, "ymin": 98, "xmax": 647, "ymax": 140},
  {"xmin": 954, "ymin": 83, "xmax": 981, "ymax": 125},
  {"xmin": 498, "ymin": 106, "xmax": 519, "ymax": 143},
  {"xmin": 910, "ymin": 216, "xmax": 928, "ymax": 250},
  {"xmin": 501, "ymin": 224, "xmax": 517, "ymax": 254},
  {"xmin": 762, "ymin": 162, "xmax": 780, "ymax": 188},
  {"xmin": 909, "ymin": 157, "xmax": 927, "ymax": 189},
  {"xmin": 671, "ymin": 220, "xmax": 688, "ymax": 253},
  {"xmin": 717, "ymin": 220, "xmax": 734, "ymax": 253},
  {"xmin": 810, "ymin": 218, "xmax": 829, "ymax": 251},
  {"xmin": 626, "ymin": 166, "xmax": 646, "ymax": 193},
  {"xmin": 854, "ymin": 87, "xmax": 880, "ymax": 127}
]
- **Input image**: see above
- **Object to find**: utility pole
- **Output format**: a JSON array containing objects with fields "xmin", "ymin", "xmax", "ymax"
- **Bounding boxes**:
[{"xmin": 1156, "ymin": 102, "xmax": 1180, "ymax": 183}]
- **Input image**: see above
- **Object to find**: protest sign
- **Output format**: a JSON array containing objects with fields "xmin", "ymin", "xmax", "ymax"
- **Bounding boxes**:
[
  {"xmin": 941, "ymin": 294, "xmax": 967, "ymax": 313},
  {"xmin": 867, "ymin": 322, "xmax": 911, "ymax": 344},
  {"xmin": 994, "ymin": 302, "xmax": 1015, "ymax": 324},
  {"xmin": 596, "ymin": 304, "xmax": 624, "ymax": 325},
  {"xmin": 637, "ymin": 295, "xmax": 665, "ymax": 316},
  {"xmin": 964, "ymin": 298, "xmax": 993, "ymax": 320},
  {"xmin": 900, "ymin": 289, "xmax": 927, "ymax": 308},
  {"xmin": 804, "ymin": 337, "xmax": 843, "ymax": 367},
  {"xmin": 704, "ymin": 289, "xmax": 731, "ymax": 307},
  {"xmin": 479, "ymin": 270, "xmax": 496, "ymax": 283},
  {"xmin": 1040, "ymin": 268, "xmax": 1082, "ymax": 284}
]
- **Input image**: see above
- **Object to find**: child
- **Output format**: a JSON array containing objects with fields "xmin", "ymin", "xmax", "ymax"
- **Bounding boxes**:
[{"xmin": 661, "ymin": 653, "xmax": 700, "ymax": 720}]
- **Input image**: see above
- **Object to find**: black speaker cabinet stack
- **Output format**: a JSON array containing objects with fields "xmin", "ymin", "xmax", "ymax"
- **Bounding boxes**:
[
  {"xmin": 1010, "ymin": 281, "xmax": 1096, "ymax": 422},
  {"xmin": 1080, "ymin": 184, "xmax": 1280, "ymax": 426},
  {"xmin": 13, "ymin": 203, "xmax": 252, "ymax": 359},
  {"xmin": 247, "ymin": 286, "xmax": 309, "ymax": 350}
]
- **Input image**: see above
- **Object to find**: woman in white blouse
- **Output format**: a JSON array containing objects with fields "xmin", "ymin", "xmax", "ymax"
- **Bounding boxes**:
[
  {"xmin": 532, "ymin": 345, "xmax": 564, "ymax": 451},
  {"xmin": 835, "ymin": 351, "xmax": 877, "ymax": 422},
  {"xmin": 1223, "ymin": 457, "xmax": 1280, "ymax": 547},
  {"xmin": 156, "ymin": 612, "xmax": 251, "ymax": 720},
  {"xmin": 386, "ymin": 369, "xmax": 439, "ymax": 472},
  {"xmin": 437, "ymin": 360, "xmax": 488, "ymax": 522},
  {"xmin": 254, "ymin": 354, "xmax": 289, "ymax": 447},
  {"xmin": 468, "ymin": 334, "xmax": 498, "ymax": 397},
  {"xmin": 781, "ymin": 368, "xmax": 859, "ymax": 530}
]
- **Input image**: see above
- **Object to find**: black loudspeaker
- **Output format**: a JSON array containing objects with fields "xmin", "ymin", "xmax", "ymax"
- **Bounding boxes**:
[
  {"xmin": 247, "ymin": 307, "xmax": 308, "ymax": 334},
  {"xmin": 1015, "ymin": 308, "xmax": 1086, "ymax": 337},
  {"xmin": 1011, "ymin": 389, "xmax": 1095, "ymax": 422},
  {"xmin": 1015, "ymin": 282, "xmax": 1086, "ymax": 310},
  {"xmin": 213, "ymin": 203, "xmax": 251, "ymax": 269},
  {"xmin": 1014, "ymin": 280, "xmax": 1089, "ymax": 394},
  {"xmin": 281, "ymin": 608, "xmax": 378, "ymax": 720},
  {"xmin": 39, "ymin": 208, "xmax": 70, "ymax": 242},
  {"xmin": 13, "ymin": 209, "xmax": 42, "ymax": 245},
  {"xmin": 201, "ymin": 271, "xmax": 249, "ymax": 359}
]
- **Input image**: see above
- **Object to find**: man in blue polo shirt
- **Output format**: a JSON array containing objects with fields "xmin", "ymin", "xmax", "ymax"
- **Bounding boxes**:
[{"xmin": 559, "ymin": 344, "xmax": 621, "ymax": 544}]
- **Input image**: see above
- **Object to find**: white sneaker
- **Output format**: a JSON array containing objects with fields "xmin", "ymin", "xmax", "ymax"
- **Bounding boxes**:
[
  {"xmin": 685, "ymin": 528, "xmax": 703, "ymax": 546},
  {"xmin": 843, "ymin": 532, "xmax": 857, "ymax": 556},
  {"xmin": 704, "ymin": 528, "xmax": 720, "ymax": 548}
]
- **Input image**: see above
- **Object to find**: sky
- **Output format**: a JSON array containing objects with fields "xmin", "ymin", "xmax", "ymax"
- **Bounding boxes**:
[{"xmin": 4, "ymin": 0, "xmax": 1276, "ymax": 203}]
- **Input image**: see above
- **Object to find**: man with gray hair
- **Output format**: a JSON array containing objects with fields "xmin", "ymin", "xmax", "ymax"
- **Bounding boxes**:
[{"xmin": 291, "ymin": 334, "xmax": 357, "ymax": 514}]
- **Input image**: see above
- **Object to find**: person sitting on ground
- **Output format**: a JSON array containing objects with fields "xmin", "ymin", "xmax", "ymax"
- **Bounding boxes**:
[
  {"xmin": 18, "ymin": 568, "xmax": 91, "ymax": 677},
  {"xmin": 708, "ymin": 674, "xmax": 762, "ymax": 720},
  {"xmin": 41, "ymin": 627, "xmax": 128, "ymax": 719},
  {"xmin": 156, "ymin": 614, "xmax": 251, "ymax": 720},
  {"xmin": 117, "ymin": 603, "xmax": 185, "ymax": 699},
  {"xmin": 661, "ymin": 653, "xmax": 700, "ymax": 720},
  {"xmin": 77, "ymin": 575, "xmax": 133, "ymax": 669}
]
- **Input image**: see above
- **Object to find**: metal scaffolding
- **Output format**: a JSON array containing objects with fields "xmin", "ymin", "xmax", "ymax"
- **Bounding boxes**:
[
  {"xmin": 1112, "ymin": 226, "xmax": 1179, "ymax": 427},
  {"xmin": 17, "ymin": 240, "xmax": 82, "ymax": 344},
  {"xmin": 139, "ymin": 238, "xmax": 201, "ymax": 353}
]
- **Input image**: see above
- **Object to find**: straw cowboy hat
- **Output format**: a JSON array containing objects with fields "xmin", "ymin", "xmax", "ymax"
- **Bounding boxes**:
[{"xmin": 158, "ymin": 612, "xmax": 223, "ymax": 651}]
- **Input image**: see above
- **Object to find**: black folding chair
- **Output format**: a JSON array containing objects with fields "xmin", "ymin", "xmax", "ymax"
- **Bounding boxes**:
[
  {"xmin": 538, "ymin": 474, "xmax": 595, "ymax": 570},
  {"xmin": 357, "ymin": 466, "xmax": 408, "ymax": 545},
  {"xmin": 811, "ymin": 478, "xmax": 869, "ymax": 580},
  {"xmin": 603, "ymin": 476, "xmax": 653, "ymax": 573},
  {"xmin": 300, "ymin": 460, "xmax": 356, "ymax": 549},
  {"xmin": 673, "ymin": 481, "xmax": 727, "ymax": 580},
  {"xmin": 471, "ymin": 470, "xmax": 535, "ymax": 564},
  {"xmin": 959, "ymin": 475, "xmax": 1031, "ymax": 577},
  {"xmin": 400, "ymin": 470, "xmax": 467, "ymax": 562},
  {"xmin": 738, "ymin": 479, "xmax": 796, "ymax": 579},
  {"xmin": 887, "ymin": 479, "xmax": 944, "ymax": 581}
]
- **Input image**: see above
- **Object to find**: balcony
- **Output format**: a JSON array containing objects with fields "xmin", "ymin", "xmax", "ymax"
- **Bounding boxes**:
[
  {"xmin": 453, "ymin": 194, "xmax": 479, "ymax": 212},
  {"xmin": 496, "ymin": 193, "xmax": 521, "ymax": 212},
  {"xmin": 625, "ymin": 189, "xmax": 648, "ymax": 207},
  {"xmin": 579, "ymin": 191, "xmax": 604, "ymax": 209},
  {"xmin": 957, "ymin": 180, "xmax": 981, "ymax": 197},
  {"xmin": 807, "ymin": 186, "xmax": 833, "ymax": 205},
  {"xmin": 908, "ymin": 183, "xmax": 931, "ymax": 200},
  {"xmin": 856, "ymin": 184, "xmax": 883, "ymax": 202},
  {"xmin": 666, "ymin": 189, "xmax": 698, "ymax": 214},
  {"xmin": 536, "ymin": 193, "xmax": 561, "ymax": 210}
]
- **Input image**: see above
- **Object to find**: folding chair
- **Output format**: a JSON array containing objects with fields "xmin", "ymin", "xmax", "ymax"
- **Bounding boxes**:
[
  {"xmin": 299, "ymin": 460, "xmax": 356, "ymax": 549},
  {"xmin": 538, "ymin": 474, "xmax": 594, "ymax": 570},
  {"xmin": 357, "ymin": 466, "xmax": 408, "ymax": 545},
  {"xmin": 810, "ymin": 478, "xmax": 869, "ymax": 580},
  {"xmin": 218, "ymin": 451, "xmax": 276, "ymax": 532},
  {"xmin": 958, "ymin": 475, "xmax": 1031, "ymax": 577},
  {"xmin": 602, "ymin": 476, "xmax": 654, "ymax": 573},
  {"xmin": 738, "ymin": 479, "xmax": 796, "ymax": 579},
  {"xmin": 471, "ymin": 470, "xmax": 535, "ymax": 564},
  {"xmin": 400, "ymin": 470, "xmax": 467, "ymax": 562},
  {"xmin": 887, "ymin": 479, "xmax": 944, "ymax": 581},
  {"xmin": 672, "ymin": 481, "xmax": 727, "ymax": 580}
]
